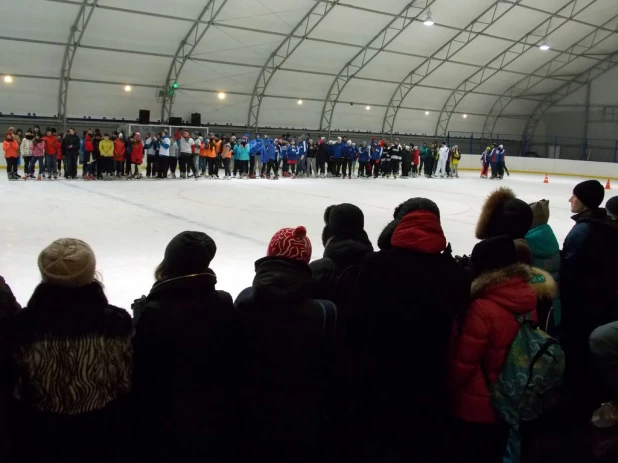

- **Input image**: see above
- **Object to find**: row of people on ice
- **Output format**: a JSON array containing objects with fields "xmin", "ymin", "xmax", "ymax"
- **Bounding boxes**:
[
  {"xmin": 4, "ymin": 126, "xmax": 463, "ymax": 181},
  {"xmin": 1, "ymin": 181, "xmax": 618, "ymax": 463}
]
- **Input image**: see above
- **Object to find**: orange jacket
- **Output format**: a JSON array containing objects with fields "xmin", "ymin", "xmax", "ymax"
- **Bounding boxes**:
[
  {"xmin": 113, "ymin": 139, "xmax": 126, "ymax": 161},
  {"xmin": 222, "ymin": 144, "xmax": 232, "ymax": 159},
  {"xmin": 3, "ymin": 140, "xmax": 19, "ymax": 158},
  {"xmin": 202, "ymin": 142, "xmax": 217, "ymax": 158},
  {"xmin": 43, "ymin": 135, "xmax": 60, "ymax": 155}
]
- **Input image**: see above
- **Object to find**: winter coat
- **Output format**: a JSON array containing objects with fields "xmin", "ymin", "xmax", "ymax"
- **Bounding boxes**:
[
  {"xmin": 401, "ymin": 146, "xmax": 412, "ymax": 165},
  {"xmin": 525, "ymin": 224, "xmax": 561, "ymax": 323},
  {"xmin": 62, "ymin": 134, "xmax": 80, "ymax": 156},
  {"xmin": 168, "ymin": 140, "xmax": 179, "ymax": 158},
  {"xmin": 233, "ymin": 143, "xmax": 250, "ymax": 161},
  {"xmin": 234, "ymin": 257, "xmax": 339, "ymax": 462},
  {"xmin": 2, "ymin": 282, "xmax": 133, "ymax": 463},
  {"xmin": 332, "ymin": 142, "xmax": 342, "ymax": 159},
  {"xmin": 412, "ymin": 148, "xmax": 420, "ymax": 165},
  {"xmin": 31, "ymin": 140, "xmax": 45, "ymax": 157},
  {"xmin": 132, "ymin": 272, "xmax": 246, "ymax": 463},
  {"xmin": 354, "ymin": 210, "xmax": 470, "ymax": 460},
  {"xmin": 20, "ymin": 138, "xmax": 33, "ymax": 156},
  {"xmin": 201, "ymin": 141, "xmax": 217, "ymax": 158},
  {"xmin": 0, "ymin": 275, "xmax": 20, "ymax": 318},
  {"xmin": 99, "ymin": 139, "xmax": 114, "ymax": 157},
  {"xmin": 113, "ymin": 138, "xmax": 126, "ymax": 161},
  {"xmin": 131, "ymin": 140, "xmax": 144, "ymax": 164},
  {"xmin": 42, "ymin": 135, "xmax": 59, "ymax": 155},
  {"xmin": 370, "ymin": 146, "xmax": 382, "ymax": 161},
  {"xmin": 316, "ymin": 142, "xmax": 328, "ymax": 161},
  {"xmin": 310, "ymin": 237, "xmax": 373, "ymax": 327},
  {"xmin": 307, "ymin": 143, "xmax": 317, "ymax": 158},
  {"xmin": 452, "ymin": 149, "xmax": 461, "ymax": 164},
  {"xmin": 450, "ymin": 264, "xmax": 537, "ymax": 423},
  {"xmin": 560, "ymin": 208, "xmax": 618, "ymax": 393},
  {"xmin": 158, "ymin": 135, "xmax": 170, "ymax": 157},
  {"xmin": 358, "ymin": 146, "xmax": 370, "ymax": 163},
  {"xmin": 262, "ymin": 141, "xmax": 276, "ymax": 162},
  {"xmin": 287, "ymin": 146, "xmax": 299, "ymax": 163},
  {"xmin": 420, "ymin": 146, "xmax": 431, "ymax": 160},
  {"xmin": 280, "ymin": 144, "xmax": 289, "ymax": 159},
  {"xmin": 84, "ymin": 135, "xmax": 94, "ymax": 152},
  {"xmin": 2, "ymin": 140, "xmax": 18, "ymax": 158}
]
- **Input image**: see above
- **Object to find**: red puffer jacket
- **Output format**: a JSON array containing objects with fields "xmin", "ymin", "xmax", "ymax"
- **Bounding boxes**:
[{"xmin": 450, "ymin": 263, "xmax": 537, "ymax": 423}]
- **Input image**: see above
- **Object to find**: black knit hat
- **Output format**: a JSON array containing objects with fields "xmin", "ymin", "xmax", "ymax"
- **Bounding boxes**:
[
  {"xmin": 606, "ymin": 196, "xmax": 618, "ymax": 219},
  {"xmin": 322, "ymin": 203, "xmax": 369, "ymax": 246},
  {"xmin": 163, "ymin": 231, "xmax": 217, "ymax": 278},
  {"xmin": 471, "ymin": 236, "xmax": 517, "ymax": 277},
  {"xmin": 573, "ymin": 180, "xmax": 605, "ymax": 210},
  {"xmin": 476, "ymin": 187, "xmax": 533, "ymax": 240}
]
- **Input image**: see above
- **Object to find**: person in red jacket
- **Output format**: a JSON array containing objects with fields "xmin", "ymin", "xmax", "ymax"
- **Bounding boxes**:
[
  {"xmin": 42, "ymin": 129, "xmax": 60, "ymax": 179},
  {"xmin": 3, "ymin": 132, "xmax": 20, "ymax": 180},
  {"xmin": 113, "ymin": 133, "xmax": 126, "ymax": 178},
  {"xmin": 83, "ymin": 130, "xmax": 94, "ymax": 179},
  {"xmin": 450, "ymin": 236, "xmax": 537, "ymax": 463},
  {"xmin": 412, "ymin": 145, "xmax": 420, "ymax": 178},
  {"xmin": 130, "ymin": 133, "xmax": 144, "ymax": 179}
]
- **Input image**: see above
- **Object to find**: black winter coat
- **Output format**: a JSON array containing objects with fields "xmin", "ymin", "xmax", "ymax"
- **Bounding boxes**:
[
  {"xmin": 0, "ymin": 275, "xmax": 20, "ymax": 319},
  {"xmin": 560, "ymin": 208, "xmax": 618, "ymax": 416},
  {"xmin": 132, "ymin": 272, "xmax": 246, "ymax": 463},
  {"xmin": 235, "ymin": 257, "xmax": 339, "ymax": 463},
  {"xmin": 352, "ymin": 210, "xmax": 470, "ymax": 462},
  {"xmin": 310, "ymin": 238, "xmax": 373, "ymax": 327},
  {"xmin": 62, "ymin": 134, "xmax": 81, "ymax": 155},
  {"xmin": 1, "ymin": 282, "xmax": 133, "ymax": 463}
]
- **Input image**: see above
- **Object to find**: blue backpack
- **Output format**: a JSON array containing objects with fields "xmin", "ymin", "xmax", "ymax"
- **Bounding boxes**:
[{"xmin": 489, "ymin": 314, "xmax": 565, "ymax": 426}]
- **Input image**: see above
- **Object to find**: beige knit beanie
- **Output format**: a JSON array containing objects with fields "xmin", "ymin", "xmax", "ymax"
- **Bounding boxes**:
[{"xmin": 38, "ymin": 238, "xmax": 96, "ymax": 288}]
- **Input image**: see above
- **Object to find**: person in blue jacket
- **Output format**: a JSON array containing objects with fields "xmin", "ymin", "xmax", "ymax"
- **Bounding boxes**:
[
  {"xmin": 280, "ymin": 141, "xmax": 290, "ymax": 177},
  {"xmin": 332, "ymin": 137, "xmax": 343, "ymax": 177},
  {"xmin": 341, "ymin": 140, "xmax": 354, "ymax": 179},
  {"xmin": 287, "ymin": 140, "xmax": 300, "ymax": 178},
  {"xmin": 249, "ymin": 134, "xmax": 264, "ymax": 179},
  {"xmin": 260, "ymin": 138, "xmax": 273, "ymax": 178},
  {"xmin": 358, "ymin": 142, "xmax": 370, "ymax": 178},
  {"xmin": 496, "ymin": 144, "xmax": 506, "ymax": 179},
  {"xmin": 262, "ymin": 138, "xmax": 279, "ymax": 180},
  {"xmin": 297, "ymin": 137, "xmax": 307, "ymax": 178},
  {"xmin": 370, "ymin": 142, "xmax": 382, "ymax": 179},
  {"xmin": 326, "ymin": 141, "xmax": 334, "ymax": 176}
]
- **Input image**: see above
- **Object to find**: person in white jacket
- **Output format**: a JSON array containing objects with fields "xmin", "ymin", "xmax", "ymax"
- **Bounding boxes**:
[
  {"xmin": 20, "ymin": 130, "xmax": 34, "ymax": 178},
  {"xmin": 436, "ymin": 142, "xmax": 450, "ymax": 178}
]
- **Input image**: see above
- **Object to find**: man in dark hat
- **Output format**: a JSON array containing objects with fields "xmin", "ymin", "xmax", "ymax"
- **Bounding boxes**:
[{"xmin": 561, "ymin": 180, "xmax": 618, "ymax": 423}]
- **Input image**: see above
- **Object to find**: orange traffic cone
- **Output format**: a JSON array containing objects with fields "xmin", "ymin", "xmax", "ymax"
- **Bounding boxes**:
[
  {"xmin": 543, "ymin": 174, "xmax": 549, "ymax": 184},
  {"xmin": 606, "ymin": 178, "xmax": 611, "ymax": 190}
]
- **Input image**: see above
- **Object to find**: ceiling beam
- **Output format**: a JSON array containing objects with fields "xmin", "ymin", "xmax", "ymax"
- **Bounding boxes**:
[
  {"xmin": 246, "ymin": 0, "xmax": 338, "ymax": 131},
  {"xmin": 160, "ymin": 0, "xmax": 230, "ymax": 123},
  {"xmin": 319, "ymin": 0, "xmax": 436, "ymax": 137},
  {"xmin": 483, "ymin": 12, "xmax": 618, "ymax": 137},
  {"xmin": 58, "ymin": 0, "xmax": 99, "ymax": 129}
]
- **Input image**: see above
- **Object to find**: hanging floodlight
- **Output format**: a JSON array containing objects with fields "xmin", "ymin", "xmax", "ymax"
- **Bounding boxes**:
[
  {"xmin": 540, "ymin": 42, "xmax": 550, "ymax": 51},
  {"xmin": 425, "ymin": 111, "xmax": 430, "ymax": 115},
  {"xmin": 423, "ymin": 11, "xmax": 434, "ymax": 26},
  {"xmin": 218, "ymin": 92, "xmax": 227, "ymax": 100},
  {"xmin": 124, "ymin": 85, "xmax": 132, "ymax": 92},
  {"xmin": 365, "ymin": 105, "xmax": 371, "ymax": 111},
  {"xmin": 297, "ymin": 99, "xmax": 303, "ymax": 105},
  {"xmin": 463, "ymin": 114, "xmax": 468, "ymax": 119},
  {"xmin": 4, "ymin": 75, "xmax": 13, "ymax": 84}
]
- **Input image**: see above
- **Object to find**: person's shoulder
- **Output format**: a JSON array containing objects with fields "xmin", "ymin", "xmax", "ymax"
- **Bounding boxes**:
[{"xmin": 103, "ymin": 304, "xmax": 133, "ymax": 334}]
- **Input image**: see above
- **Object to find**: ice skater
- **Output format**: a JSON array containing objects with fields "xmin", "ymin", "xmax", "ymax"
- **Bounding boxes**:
[
  {"xmin": 480, "ymin": 145, "xmax": 491, "ymax": 178},
  {"xmin": 451, "ymin": 145, "xmax": 461, "ymax": 178},
  {"xmin": 130, "ymin": 133, "xmax": 144, "ymax": 179},
  {"xmin": 436, "ymin": 142, "xmax": 449, "ymax": 178}
]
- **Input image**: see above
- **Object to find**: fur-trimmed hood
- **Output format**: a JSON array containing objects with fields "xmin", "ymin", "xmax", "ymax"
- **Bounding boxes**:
[
  {"xmin": 470, "ymin": 263, "xmax": 537, "ymax": 315},
  {"xmin": 529, "ymin": 266, "xmax": 557, "ymax": 300},
  {"xmin": 476, "ymin": 187, "xmax": 533, "ymax": 240}
]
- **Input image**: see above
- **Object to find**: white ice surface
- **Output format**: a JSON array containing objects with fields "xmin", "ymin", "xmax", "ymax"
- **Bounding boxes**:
[{"xmin": 1, "ymin": 171, "xmax": 616, "ymax": 311}]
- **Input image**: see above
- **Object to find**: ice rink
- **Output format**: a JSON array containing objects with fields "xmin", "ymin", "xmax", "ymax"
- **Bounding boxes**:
[{"xmin": 2, "ymin": 170, "xmax": 616, "ymax": 311}]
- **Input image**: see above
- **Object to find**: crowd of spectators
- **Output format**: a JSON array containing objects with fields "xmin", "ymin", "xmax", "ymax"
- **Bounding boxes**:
[{"xmin": 1, "ymin": 180, "xmax": 618, "ymax": 463}]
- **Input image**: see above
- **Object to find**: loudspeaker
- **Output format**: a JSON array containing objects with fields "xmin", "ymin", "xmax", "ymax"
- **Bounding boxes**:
[
  {"xmin": 138, "ymin": 109, "xmax": 150, "ymax": 124},
  {"xmin": 191, "ymin": 113, "xmax": 202, "ymax": 126},
  {"xmin": 169, "ymin": 116, "xmax": 182, "ymax": 125}
]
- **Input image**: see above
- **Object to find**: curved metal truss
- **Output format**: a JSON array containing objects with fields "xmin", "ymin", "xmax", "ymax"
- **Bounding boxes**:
[
  {"xmin": 246, "ymin": 0, "xmax": 338, "ymax": 132},
  {"xmin": 433, "ymin": 0, "xmax": 593, "ymax": 138},
  {"xmin": 482, "ymin": 11, "xmax": 618, "ymax": 137},
  {"xmin": 58, "ymin": 0, "xmax": 99, "ymax": 129},
  {"xmin": 380, "ymin": 0, "xmax": 523, "ymax": 139},
  {"xmin": 318, "ymin": 0, "xmax": 433, "ymax": 136},
  {"xmin": 525, "ymin": 51, "xmax": 618, "ymax": 138},
  {"xmin": 160, "ymin": 0, "xmax": 229, "ymax": 123}
]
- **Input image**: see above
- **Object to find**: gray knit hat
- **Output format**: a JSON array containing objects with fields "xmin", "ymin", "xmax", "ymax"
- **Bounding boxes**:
[{"xmin": 38, "ymin": 238, "xmax": 96, "ymax": 288}]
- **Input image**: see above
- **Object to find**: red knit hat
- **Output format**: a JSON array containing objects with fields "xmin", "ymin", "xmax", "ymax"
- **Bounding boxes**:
[{"xmin": 267, "ymin": 226, "xmax": 312, "ymax": 264}]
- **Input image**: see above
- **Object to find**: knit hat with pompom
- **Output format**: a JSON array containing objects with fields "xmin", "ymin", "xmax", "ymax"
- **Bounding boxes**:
[{"xmin": 267, "ymin": 226, "xmax": 312, "ymax": 264}]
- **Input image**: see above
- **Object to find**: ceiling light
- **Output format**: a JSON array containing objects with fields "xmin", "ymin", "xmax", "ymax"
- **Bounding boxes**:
[
  {"xmin": 124, "ymin": 85, "xmax": 132, "ymax": 92},
  {"xmin": 423, "ymin": 11, "xmax": 434, "ymax": 26},
  {"xmin": 4, "ymin": 75, "xmax": 13, "ymax": 84},
  {"xmin": 365, "ymin": 105, "xmax": 371, "ymax": 110},
  {"xmin": 218, "ymin": 92, "xmax": 226, "ymax": 100},
  {"xmin": 297, "ymin": 99, "xmax": 303, "ymax": 105},
  {"xmin": 540, "ymin": 42, "xmax": 550, "ymax": 51},
  {"xmin": 463, "ymin": 114, "xmax": 468, "ymax": 118},
  {"xmin": 425, "ymin": 111, "xmax": 430, "ymax": 115}
]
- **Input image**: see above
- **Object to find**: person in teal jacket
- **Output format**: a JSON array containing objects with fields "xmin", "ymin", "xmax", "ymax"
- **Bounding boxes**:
[
  {"xmin": 524, "ymin": 199, "xmax": 561, "ymax": 332},
  {"xmin": 233, "ymin": 136, "xmax": 251, "ymax": 178}
]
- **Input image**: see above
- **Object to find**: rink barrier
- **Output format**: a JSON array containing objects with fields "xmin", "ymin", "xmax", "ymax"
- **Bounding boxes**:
[
  {"xmin": 2, "ymin": 154, "xmax": 618, "ymax": 179},
  {"xmin": 457, "ymin": 155, "xmax": 618, "ymax": 180}
]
